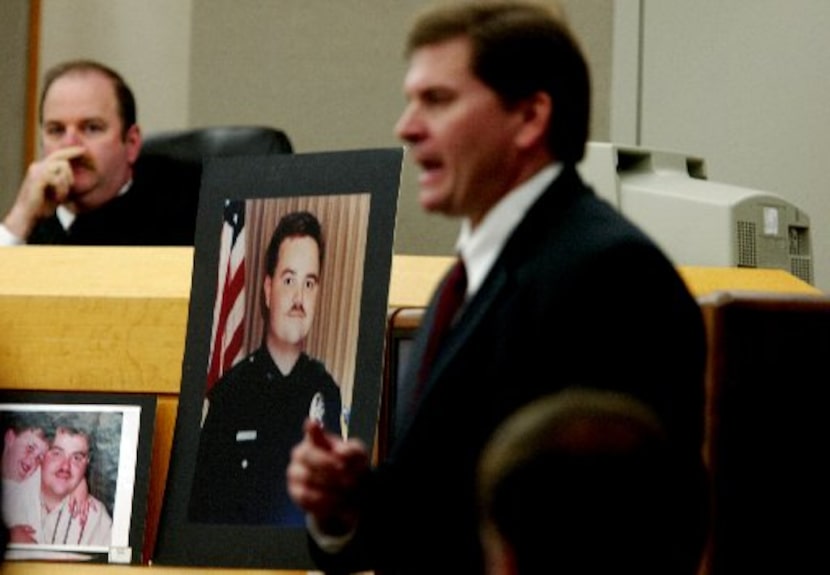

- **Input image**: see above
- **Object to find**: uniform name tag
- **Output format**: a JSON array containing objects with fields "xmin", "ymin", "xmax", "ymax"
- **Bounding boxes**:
[{"xmin": 236, "ymin": 430, "xmax": 257, "ymax": 442}]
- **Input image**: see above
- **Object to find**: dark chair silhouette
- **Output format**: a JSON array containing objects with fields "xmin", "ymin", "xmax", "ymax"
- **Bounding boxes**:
[
  {"xmin": 133, "ymin": 125, "xmax": 293, "ymax": 245},
  {"xmin": 699, "ymin": 291, "xmax": 830, "ymax": 575},
  {"xmin": 139, "ymin": 125, "xmax": 293, "ymax": 163}
]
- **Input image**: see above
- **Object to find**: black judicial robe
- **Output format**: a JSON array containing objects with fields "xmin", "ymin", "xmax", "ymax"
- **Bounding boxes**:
[{"xmin": 28, "ymin": 155, "xmax": 201, "ymax": 246}]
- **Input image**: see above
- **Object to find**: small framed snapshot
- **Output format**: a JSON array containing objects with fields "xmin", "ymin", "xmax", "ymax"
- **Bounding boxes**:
[
  {"xmin": 155, "ymin": 148, "xmax": 402, "ymax": 568},
  {"xmin": 0, "ymin": 391, "xmax": 156, "ymax": 564}
]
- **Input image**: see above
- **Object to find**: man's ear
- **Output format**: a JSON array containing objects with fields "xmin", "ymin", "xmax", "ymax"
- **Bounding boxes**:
[
  {"xmin": 514, "ymin": 91, "xmax": 552, "ymax": 151},
  {"xmin": 125, "ymin": 124, "xmax": 142, "ymax": 165},
  {"xmin": 263, "ymin": 275, "xmax": 273, "ymax": 312}
]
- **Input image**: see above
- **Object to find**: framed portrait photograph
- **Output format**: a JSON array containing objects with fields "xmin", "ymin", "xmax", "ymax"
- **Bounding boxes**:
[
  {"xmin": 0, "ymin": 391, "xmax": 156, "ymax": 564},
  {"xmin": 155, "ymin": 148, "xmax": 402, "ymax": 568}
]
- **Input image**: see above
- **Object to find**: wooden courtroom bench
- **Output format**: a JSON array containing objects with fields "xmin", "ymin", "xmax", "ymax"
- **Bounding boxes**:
[{"xmin": 0, "ymin": 246, "xmax": 822, "ymax": 575}]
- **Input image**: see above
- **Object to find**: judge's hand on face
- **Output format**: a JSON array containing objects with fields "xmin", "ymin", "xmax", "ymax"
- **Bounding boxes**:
[
  {"xmin": 287, "ymin": 418, "xmax": 370, "ymax": 535},
  {"xmin": 2, "ymin": 146, "xmax": 86, "ymax": 239}
]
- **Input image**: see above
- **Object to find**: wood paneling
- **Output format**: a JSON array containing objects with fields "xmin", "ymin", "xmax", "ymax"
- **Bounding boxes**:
[{"xmin": 0, "ymin": 246, "xmax": 822, "ymax": 574}]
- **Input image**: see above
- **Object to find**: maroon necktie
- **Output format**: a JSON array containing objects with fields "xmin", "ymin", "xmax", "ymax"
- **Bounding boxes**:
[{"xmin": 417, "ymin": 258, "xmax": 468, "ymax": 386}]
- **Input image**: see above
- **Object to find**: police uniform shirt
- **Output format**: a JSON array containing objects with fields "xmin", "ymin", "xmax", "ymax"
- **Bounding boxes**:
[{"xmin": 188, "ymin": 346, "xmax": 342, "ymax": 525}]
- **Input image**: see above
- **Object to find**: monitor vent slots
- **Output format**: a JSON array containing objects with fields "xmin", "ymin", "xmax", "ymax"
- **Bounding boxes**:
[{"xmin": 737, "ymin": 221, "xmax": 757, "ymax": 267}]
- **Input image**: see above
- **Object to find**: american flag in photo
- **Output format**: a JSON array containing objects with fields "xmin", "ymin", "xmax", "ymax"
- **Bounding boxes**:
[{"xmin": 207, "ymin": 199, "xmax": 247, "ymax": 391}]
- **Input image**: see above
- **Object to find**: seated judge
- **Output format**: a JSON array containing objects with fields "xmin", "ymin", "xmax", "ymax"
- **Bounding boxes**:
[
  {"xmin": 477, "ymin": 388, "xmax": 710, "ymax": 575},
  {"xmin": 0, "ymin": 59, "xmax": 199, "ymax": 246}
]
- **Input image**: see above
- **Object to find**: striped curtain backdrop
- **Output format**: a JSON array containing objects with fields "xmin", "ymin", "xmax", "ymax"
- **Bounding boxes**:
[{"xmin": 234, "ymin": 193, "xmax": 371, "ymax": 430}]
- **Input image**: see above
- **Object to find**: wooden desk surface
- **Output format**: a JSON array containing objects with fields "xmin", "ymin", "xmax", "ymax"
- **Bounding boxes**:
[
  {"xmin": 0, "ymin": 248, "xmax": 821, "ymax": 395},
  {"xmin": 0, "ymin": 246, "xmax": 193, "ymax": 298},
  {"xmin": 0, "ymin": 247, "xmax": 454, "ymax": 304},
  {"xmin": 0, "ymin": 246, "xmax": 819, "ymax": 302},
  {"xmin": 678, "ymin": 265, "xmax": 821, "ymax": 298},
  {"xmin": 0, "ymin": 249, "xmax": 455, "ymax": 394}
]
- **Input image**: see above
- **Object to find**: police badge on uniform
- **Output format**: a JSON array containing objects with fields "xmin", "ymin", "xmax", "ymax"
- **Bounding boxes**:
[{"xmin": 308, "ymin": 392, "xmax": 325, "ymax": 424}]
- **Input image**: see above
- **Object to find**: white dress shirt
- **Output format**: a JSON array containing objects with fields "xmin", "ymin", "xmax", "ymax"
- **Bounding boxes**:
[{"xmin": 307, "ymin": 162, "xmax": 562, "ymax": 551}]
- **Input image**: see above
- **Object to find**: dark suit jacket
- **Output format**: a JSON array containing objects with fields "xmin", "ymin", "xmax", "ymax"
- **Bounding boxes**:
[
  {"xmin": 28, "ymin": 154, "xmax": 201, "ymax": 246},
  {"xmin": 312, "ymin": 166, "xmax": 707, "ymax": 574}
]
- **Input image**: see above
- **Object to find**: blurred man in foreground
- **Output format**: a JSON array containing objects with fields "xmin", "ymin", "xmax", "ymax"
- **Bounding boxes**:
[{"xmin": 287, "ymin": 2, "xmax": 707, "ymax": 573}]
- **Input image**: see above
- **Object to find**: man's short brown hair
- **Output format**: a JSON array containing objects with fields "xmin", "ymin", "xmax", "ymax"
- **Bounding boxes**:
[
  {"xmin": 39, "ymin": 59, "xmax": 137, "ymax": 139},
  {"xmin": 405, "ymin": 1, "xmax": 590, "ymax": 163}
]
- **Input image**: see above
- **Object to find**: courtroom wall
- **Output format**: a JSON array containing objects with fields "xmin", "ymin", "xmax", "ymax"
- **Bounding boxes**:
[
  {"xmin": 637, "ymin": 0, "xmax": 830, "ymax": 292},
  {"xmin": 0, "ymin": 2, "xmax": 30, "ymax": 216},
  {"xmin": 25, "ymin": 0, "xmax": 610, "ymax": 262},
  {"xmin": 7, "ymin": 0, "xmax": 828, "ymax": 290}
]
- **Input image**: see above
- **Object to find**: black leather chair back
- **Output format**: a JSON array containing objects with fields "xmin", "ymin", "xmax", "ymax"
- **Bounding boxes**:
[
  {"xmin": 700, "ymin": 292, "xmax": 830, "ymax": 575},
  {"xmin": 139, "ymin": 125, "xmax": 293, "ymax": 164},
  {"xmin": 130, "ymin": 126, "xmax": 293, "ymax": 245}
]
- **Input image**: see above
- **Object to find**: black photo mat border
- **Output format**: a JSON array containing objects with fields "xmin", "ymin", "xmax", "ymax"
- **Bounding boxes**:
[
  {"xmin": 154, "ymin": 148, "xmax": 402, "ymax": 568},
  {"xmin": 0, "ymin": 390, "xmax": 156, "ymax": 565}
]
